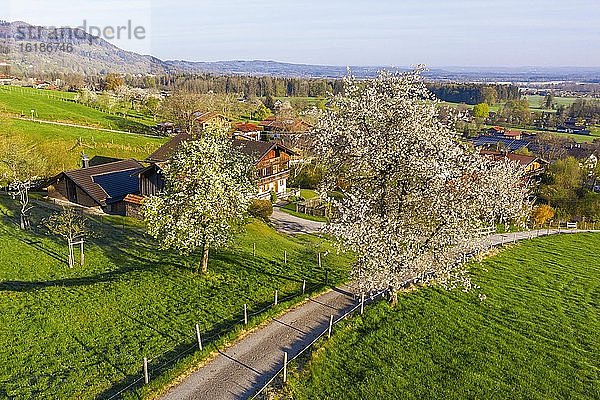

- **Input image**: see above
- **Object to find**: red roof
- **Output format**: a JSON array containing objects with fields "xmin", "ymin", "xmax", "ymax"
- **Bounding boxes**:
[
  {"xmin": 491, "ymin": 126, "xmax": 504, "ymax": 132},
  {"xmin": 123, "ymin": 194, "xmax": 144, "ymax": 205},
  {"xmin": 479, "ymin": 150, "xmax": 538, "ymax": 167},
  {"xmin": 235, "ymin": 122, "xmax": 261, "ymax": 133}
]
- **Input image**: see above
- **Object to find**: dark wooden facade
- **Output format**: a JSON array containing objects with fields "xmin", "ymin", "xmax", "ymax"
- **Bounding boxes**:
[{"xmin": 139, "ymin": 164, "xmax": 164, "ymax": 197}]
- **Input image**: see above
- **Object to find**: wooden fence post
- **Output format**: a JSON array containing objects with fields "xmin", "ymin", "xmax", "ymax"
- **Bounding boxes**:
[
  {"xmin": 328, "ymin": 315, "xmax": 334, "ymax": 338},
  {"xmin": 360, "ymin": 293, "xmax": 365, "ymax": 315},
  {"xmin": 143, "ymin": 357, "xmax": 149, "ymax": 384},
  {"xmin": 302, "ymin": 279, "xmax": 306, "ymax": 295},
  {"xmin": 274, "ymin": 290, "xmax": 278, "ymax": 306},
  {"xmin": 283, "ymin": 351, "xmax": 288, "ymax": 383},
  {"xmin": 80, "ymin": 240, "xmax": 84, "ymax": 266},
  {"xmin": 195, "ymin": 323, "xmax": 202, "ymax": 351},
  {"xmin": 244, "ymin": 304, "xmax": 248, "ymax": 325}
]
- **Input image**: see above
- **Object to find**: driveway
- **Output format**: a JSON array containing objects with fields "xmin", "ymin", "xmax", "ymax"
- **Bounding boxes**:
[{"xmin": 270, "ymin": 207, "xmax": 324, "ymax": 234}]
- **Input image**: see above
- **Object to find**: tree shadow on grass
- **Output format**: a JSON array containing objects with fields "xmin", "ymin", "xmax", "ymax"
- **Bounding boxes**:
[{"xmin": 94, "ymin": 308, "xmax": 257, "ymax": 400}]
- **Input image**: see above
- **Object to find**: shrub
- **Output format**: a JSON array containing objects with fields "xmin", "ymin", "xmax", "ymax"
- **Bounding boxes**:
[
  {"xmin": 531, "ymin": 204, "xmax": 555, "ymax": 227},
  {"xmin": 249, "ymin": 199, "xmax": 273, "ymax": 221}
]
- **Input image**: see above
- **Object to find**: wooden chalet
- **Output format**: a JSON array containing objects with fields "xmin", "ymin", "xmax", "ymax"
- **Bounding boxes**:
[
  {"xmin": 479, "ymin": 150, "xmax": 547, "ymax": 177},
  {"xmin": 142, "ymin": 134, "xmax": 295, "ymax": 200},
  {"xmin": 45, "ymin": 159, "xmax": 143, "ymax": 215},
  {"xmin": 193, "ymin": 111, "xmax": 231, "ymax": 130}
]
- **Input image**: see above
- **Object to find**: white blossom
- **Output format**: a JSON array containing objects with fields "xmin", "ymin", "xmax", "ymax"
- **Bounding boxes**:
[{"xmin": 313, "ymin": 70, "xmax": 529, "ymax": 297}]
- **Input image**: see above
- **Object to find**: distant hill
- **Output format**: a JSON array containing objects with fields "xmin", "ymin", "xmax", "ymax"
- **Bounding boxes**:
[
  {"xmin": 0, "ymin": 21, "xmax": 169, "ymax": 75},
  {"xmin": 1, "ymin": 21, "xmax": 600, "ymax": 82}
]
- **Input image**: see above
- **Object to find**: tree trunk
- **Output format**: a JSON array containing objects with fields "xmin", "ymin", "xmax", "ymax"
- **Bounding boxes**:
[
  {"xmin": 389, "ymin": 287, "xmax": 398, "ymax": 307},
  {"xmin": 198, "ymin": 244, "xmax": 209, "ymax": 274},
  {"xmin": 201, "ymin": 246, "xmax": 209, "ymax": 273}
]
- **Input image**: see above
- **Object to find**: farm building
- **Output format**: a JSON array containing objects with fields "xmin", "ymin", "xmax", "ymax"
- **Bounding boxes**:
[
  {"xmin": 259, "ymin": 117, "xmax": 311, "ymax": 136},
  {"xmin": 479, "ymin": 150, "xmax": 547, "ymax": 177},
  {"xmin": 193, "ymin": 111, "xmax": 231, "ymax": 130},
  {"xmin": 143, "ymin": 133, "xmax": 294, "ymax": 200},
  {"xmin": 45, "ymin": 159, "xmax": 143, "ymax": 215},
  {"xmin": 233, "ymin": 122, "xmax": 262, "ymax": 141}
]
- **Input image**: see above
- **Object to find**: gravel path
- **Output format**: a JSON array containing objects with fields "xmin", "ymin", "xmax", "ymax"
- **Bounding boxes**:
[
  {"xmin": 159, "ymin": 228, "xmax": 599, "ymax": 400},
  {"xmin": 160, "ymin": 287, "xmax": 357, "ymax": 400},
  {"xmin": 269, "ymin": 208, "xmax": 324, "ymax": 234}
]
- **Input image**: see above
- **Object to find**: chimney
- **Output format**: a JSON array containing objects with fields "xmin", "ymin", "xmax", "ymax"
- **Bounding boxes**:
[{"xmin": 81, "ymin": 153, "xmax": 90, "ymax": 168}]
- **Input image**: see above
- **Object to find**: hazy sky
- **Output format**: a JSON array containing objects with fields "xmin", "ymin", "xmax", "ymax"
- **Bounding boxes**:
[{"xmin": 5, "ymin": 0, "xmax": 600, "ymax": 66}]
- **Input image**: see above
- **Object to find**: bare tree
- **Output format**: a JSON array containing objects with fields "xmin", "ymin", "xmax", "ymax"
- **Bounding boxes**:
[
  {"xmin": 0, "ymin": 140, "xmax": 47, "ymax": 230},
  {"xmin": 44, "ymin": 208, "xmax": 87, "ymax": 268}
]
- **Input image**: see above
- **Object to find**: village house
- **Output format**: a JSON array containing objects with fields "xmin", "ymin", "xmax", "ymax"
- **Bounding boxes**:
[
  {"xmin": 233, "ymin": 122, "xmax": 262, "ymax": 141},
  {"xmin": 44, "ymin": 159, "xmax": 143, "ymax": 215},
  {"xmin": 259, "ymin": 116, "xmax": 311, "ymax": 138},
  {"xmin": 479, "ymin": 149, "xmax": 547, "ymax": 178},
  {"xmin": 503, "ymin": 130, "xmax": 523, "ymax": 140},
  {"xmin": 142, "ymin": 133, "xmax": 295, "ymax": 200},
  {"xmin": 193, "ymin": 111, "xmax": 231, "ymax": 130}
]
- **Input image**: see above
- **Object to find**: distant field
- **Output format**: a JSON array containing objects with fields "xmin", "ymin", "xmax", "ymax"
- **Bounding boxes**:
[
  {"xmin": 526, "ymin": 94, "xmax": 579, "ymax": 111},
  {"xmin": 273, "ymin": 96, "xmax": 327, "ymax": 109},
  {"xmin": 281, "ymin": 233, "xmax": 600, "ymax": 400},
  {"xmin": 0, "ymin": 86, "xmax": 154, "ymax": 132},
  {"xmin": 5, "ymin": 119, "xmax": 166, "ymax": 174},
  {"xmin": 515, "ymin": 126, "xmax": 600, "ymax": 143},
  {"xmin": 0, "ymin": 196, "xmax": 352, "ymax": 399}
]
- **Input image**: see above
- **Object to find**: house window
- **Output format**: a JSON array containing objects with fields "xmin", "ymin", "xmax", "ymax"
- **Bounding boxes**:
[{"xmin": 273, "ymin": 164, "xmax": 279, "ymax": 174}]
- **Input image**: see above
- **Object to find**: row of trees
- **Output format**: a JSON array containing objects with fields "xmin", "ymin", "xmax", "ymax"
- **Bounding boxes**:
[
  {"xmin": 32, "ymin": 70, "xmax": 345, "ymax": 98},
  {"xmin": 428, "ymin": 83, "xmax": 521, "ymax": 105}
]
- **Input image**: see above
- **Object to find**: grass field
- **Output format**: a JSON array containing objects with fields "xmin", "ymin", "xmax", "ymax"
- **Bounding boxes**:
[
  {"xmin": 526, "ymin": 95, "xmax": 579, "ymax": 112},
  {"xmin": 4, "ymin": 119, "xmax": 166, "ymax": 174},
  {"xmin": 0, "ymin": 86, "xmax": 154, "ymax": 132},
  {"xmin": 281, "ymin": 233, "xmax": 600, "ymax": 400},
  {"xmin": 0, "ymin": 196, "xmax": 352, "ymax": 399}
]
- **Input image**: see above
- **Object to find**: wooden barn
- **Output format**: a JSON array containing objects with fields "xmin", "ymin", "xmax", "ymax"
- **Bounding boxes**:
[{"xmin": 45, "ymin": 159, "xmax": 143, "ymax": 215}]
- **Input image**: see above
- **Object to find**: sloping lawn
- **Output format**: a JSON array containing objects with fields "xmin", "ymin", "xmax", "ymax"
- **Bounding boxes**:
[
  {"xmin": 3, "ymin": 119, "xmax": 166, "ymax": 174},
  {"xmin": 0, "ymin": 197, "xmax": 352, "ymax": 399},
  {"xmin": 0, "ymin": 86, "xmax": 153, "ymax": 132},
  {"xmin": 282, "ymin": 233, "xmax": 600, "ymax": 400}
]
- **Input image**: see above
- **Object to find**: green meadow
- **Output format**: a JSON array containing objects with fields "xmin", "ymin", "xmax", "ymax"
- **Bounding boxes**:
[
  {"xmin": 281, "ymin": 233, "xmax": 600, "ymax": 400},
  {"xmin": 0, "ymin": 86, "xmax": 154, "ymax": 132},
  {"xmin": 0, "ymin": 197, "xmax": 352, "ymax": 399},
  {"xmin": 3, "ymin": 119, "xmax": 166, "ymax": 174}
]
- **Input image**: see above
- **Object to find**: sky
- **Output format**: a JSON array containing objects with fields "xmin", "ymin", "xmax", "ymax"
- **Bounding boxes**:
[{"xmin": 4, "ymin": 0, "xmax": 600, "ymax": 67}]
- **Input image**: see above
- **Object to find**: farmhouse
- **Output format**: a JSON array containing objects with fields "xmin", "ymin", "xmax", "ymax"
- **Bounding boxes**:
[
  {"xmin": 45, "ymin": 159, "xmax": 143, "ymax": 214},
  {"xmin": 193, "ymin": 111, "xmax": 231, "ymax": 130},
  {"xmin": 233, "ymin": 122, "xmax": 262, "ymax": 141},
  {"xmin": 143, "ymin": 133, "xmax": 295, "ymax": 200},
  {"xmin": 479, "ymin": 150, "xmax": 547, "ymax": 177},
  {"xmin": 259, "ymin": 116, "xmax": 311, "ymax": 136},
  {"xmin": 503, "ymin": 130, "xmax": 523, "ymax": 140},
  {"xmin": 488, "ymin": 126, "xmax": 505, "ymax": 135}
]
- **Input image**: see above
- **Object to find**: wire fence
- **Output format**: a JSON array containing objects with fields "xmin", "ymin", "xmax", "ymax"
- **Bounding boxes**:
[
  {"xmin": 249, "ymin": 287, "xmax": 390, "ymax": 399},
  {"xmin": 247, "ymin": 224, "xmax": 600, "ymax": 398},
  {"xmin": 103, "ymin": 277, "xmax": 325, "ymax": 400}
]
